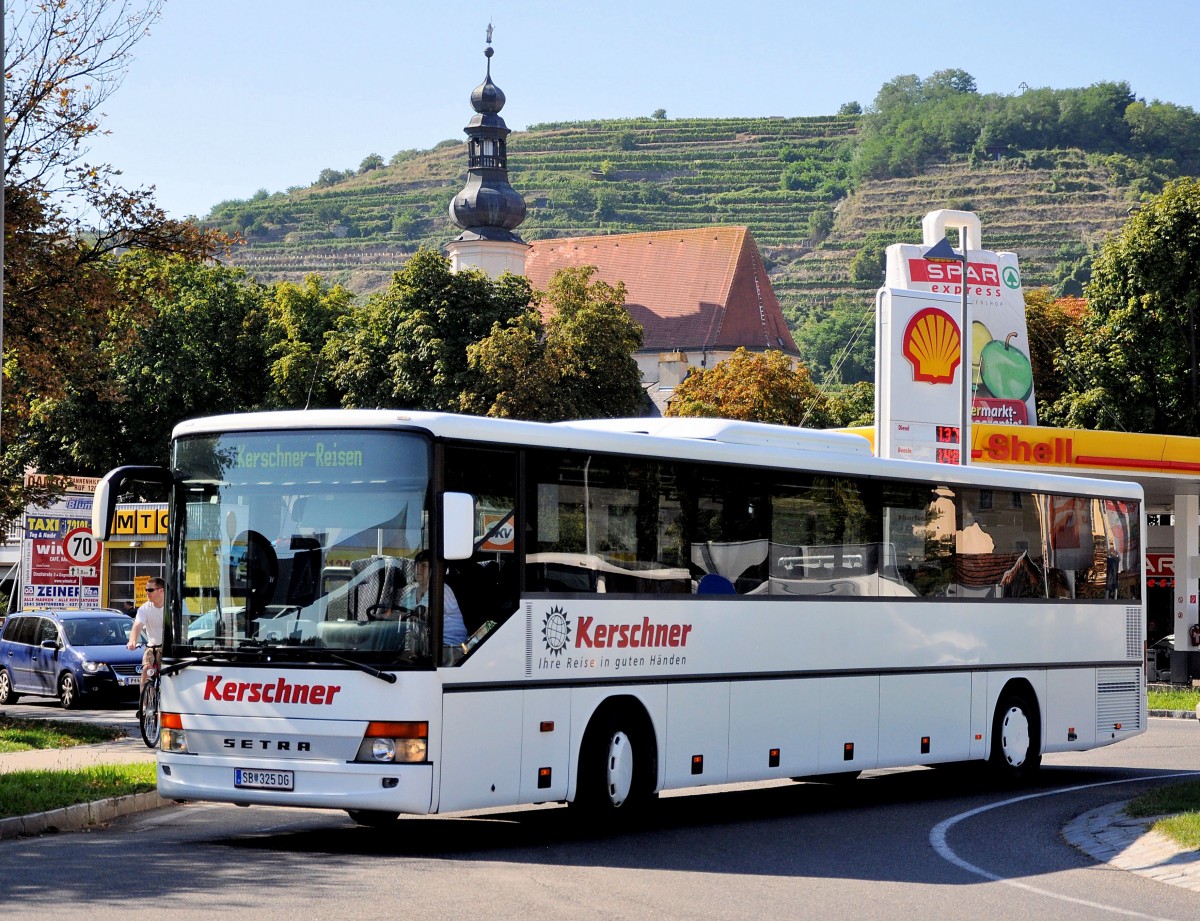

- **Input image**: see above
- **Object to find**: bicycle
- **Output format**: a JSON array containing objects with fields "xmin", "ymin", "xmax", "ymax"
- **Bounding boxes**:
[{"xmin": 139, "ymin": 645, "xmax": 162, "ymax": 748}]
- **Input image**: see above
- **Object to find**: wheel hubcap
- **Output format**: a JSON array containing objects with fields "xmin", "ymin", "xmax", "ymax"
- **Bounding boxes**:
[
  {"xmin": 605, "ymin": 731, "xmax": 635, "ymax": 807},
  {"xmin": 1000, "ymin": 705, "xmax": 1030, "ymax": 767}
]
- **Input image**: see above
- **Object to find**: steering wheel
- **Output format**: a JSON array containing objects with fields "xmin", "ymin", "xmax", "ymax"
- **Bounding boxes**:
[
  {"xmin": 401, "ymin": 604, "xmax": 427, "ymax": 623},
  {"xmin": 364, "ymin": 603, "xmax": 397, "ymax": 622}
]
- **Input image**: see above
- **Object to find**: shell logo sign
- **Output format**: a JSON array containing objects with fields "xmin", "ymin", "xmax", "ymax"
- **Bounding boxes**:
[{"xmin": 901, "ymin": 307, "xmax": 960, "ymax": 384}]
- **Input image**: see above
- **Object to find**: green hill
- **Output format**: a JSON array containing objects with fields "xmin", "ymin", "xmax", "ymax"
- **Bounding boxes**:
[{"xmin": 211, "ymin": 115, "xmax": 1176, "ymax": 323}]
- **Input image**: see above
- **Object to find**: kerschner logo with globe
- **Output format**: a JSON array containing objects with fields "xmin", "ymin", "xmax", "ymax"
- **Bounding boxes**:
[{"xmin": 541, "ymin": 606, "xmax": 571, "ymax": 656}]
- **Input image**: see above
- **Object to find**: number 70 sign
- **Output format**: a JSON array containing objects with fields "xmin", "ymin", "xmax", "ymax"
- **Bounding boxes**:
[{"xmin": 63, "ymin": 527, "xmax": 102, "ymax": 566}]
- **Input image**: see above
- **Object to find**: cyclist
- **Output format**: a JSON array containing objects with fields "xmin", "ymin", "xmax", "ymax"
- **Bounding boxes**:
[{"xmin": 127, "ymin": 578, "xmax": 166, "ymax": 714}]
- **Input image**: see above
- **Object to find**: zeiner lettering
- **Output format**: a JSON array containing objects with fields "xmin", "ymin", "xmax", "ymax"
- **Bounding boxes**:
[{"xmin": 203, "ymin": 675, "xmax": 342, "ymax": 705}]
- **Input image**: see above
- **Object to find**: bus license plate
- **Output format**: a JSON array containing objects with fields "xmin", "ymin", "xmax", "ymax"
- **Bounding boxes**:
[{"xmin": 235, "ymin": 768, "xmax": 294, "ymax": 791}]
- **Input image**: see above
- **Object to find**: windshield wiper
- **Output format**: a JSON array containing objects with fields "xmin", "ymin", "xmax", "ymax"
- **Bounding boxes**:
[
  {"xmin": 329, "ymin": 654, "xmax": 397, "ymax": 684},
  {"xmin": 161, "ymin": 653, "xmax": 227, "ymax": 676}
]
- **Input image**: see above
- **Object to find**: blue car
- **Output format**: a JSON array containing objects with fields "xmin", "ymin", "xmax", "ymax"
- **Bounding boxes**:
[{"xmin": 0, "ymin": 609, "xmax": 146, "ymax": 709}]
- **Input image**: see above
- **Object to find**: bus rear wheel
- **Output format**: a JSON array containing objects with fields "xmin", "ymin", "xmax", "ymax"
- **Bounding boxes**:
[
  {"xmin": 989, "ymin": 690, "xmax": 1041, "ymax": 783},
  {"xmin": 572, "ymin": 706, "xmax": 654, "ymax": 819}
]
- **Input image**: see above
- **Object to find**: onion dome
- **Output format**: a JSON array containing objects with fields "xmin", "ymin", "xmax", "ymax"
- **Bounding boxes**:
[{"xmin": 449, "ymin": 27, "xmax": 527, "ymax": 242}]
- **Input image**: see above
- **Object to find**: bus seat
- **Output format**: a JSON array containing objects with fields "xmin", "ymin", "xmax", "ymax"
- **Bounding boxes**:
[
  {"xmin": 697, "ymin": 573, "xmax": 737, "ymax": 594},
  {"xmin": 284, "ymin": 536, "xmax": 322, "ymax": 606},
  {"xmin": 348, "ymin": 555, "xmax": 410, "ymax": 622}
]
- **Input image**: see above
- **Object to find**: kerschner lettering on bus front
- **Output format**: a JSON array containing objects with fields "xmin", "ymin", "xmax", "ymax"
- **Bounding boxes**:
[{"xmin": 233, "ymin": 443, "xmax": 364, "ymax": 469}]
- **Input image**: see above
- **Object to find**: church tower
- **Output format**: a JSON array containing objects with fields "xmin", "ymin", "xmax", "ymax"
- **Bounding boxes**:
[{"xmin": 445, "ymin": 26, "xmax": 528, "ymax": 278}]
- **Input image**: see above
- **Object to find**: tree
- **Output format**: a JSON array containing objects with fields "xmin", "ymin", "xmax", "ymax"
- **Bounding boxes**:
[
  {"xmin": 666, "ymin": 348, "xmax": 832, "ymax": 427},
  {"xmin": 464, "ymin": 266, "xmax": 645, "ymax": 421},
  {"xmin": 358, "ymin": 153, "xmax": 385, "ymax": 173},
  {"xmin": 2, "ymin": 0, "xmax": 226, "ymax": 526},
  {"xmin": 262, "ymin": 275, "xmax": 355, "ymax": 410},
  {"xmin": 791, "ymin": 296, "xmax": 875, "ymax": 384},
  {"xmin": 826, "ymin": 381, "xmax": 875, "ymax": 427},
  {"xmin": 1021, "ymin": 288, "xmax": 1087, "ymax": 423},
  {"xmin": 1051, "ymin": 178, "xmax": 1200, "ymax": 435},
  {"xmin": 327, "ymin": 249, "xmax": 532, "ymax": 411},
  {"xmin": 15, "ymin": 253, "xmax": 272, "ymax": 474},
  {"xmin": 837, "ymin": 101, "xmax": 862, "ymax": 116},
  {"xmin": 315, "ymin": 168, "xmax": 348, "ymax": 187},
  {"xmin": 651, "ymin": 108, "xmax": 667, "ymax": 120},
  {"xmin": 849, "ymin": 244, "xmax": 885, "ymax": 283},
  {"xmin": 3, "ymin": 0, "xmax": 226, "ymax": 402}
]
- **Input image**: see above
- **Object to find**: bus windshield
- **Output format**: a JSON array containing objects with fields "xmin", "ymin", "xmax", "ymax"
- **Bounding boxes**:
[{"xmin": 170, "ymin": 429, "xmax": 432, "ymax": 663}]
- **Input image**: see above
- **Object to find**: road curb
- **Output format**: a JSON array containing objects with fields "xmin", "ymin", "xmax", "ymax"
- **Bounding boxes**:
[
  {"xmin": 1149, "ymin": 709, "xmax": 1198, "ymax": 719},
  {"xmin": 0, "ymin": 790, "xmax": 172, "ymax": 840}
]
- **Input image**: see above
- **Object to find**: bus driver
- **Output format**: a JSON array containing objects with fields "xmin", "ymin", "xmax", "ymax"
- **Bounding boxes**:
[{"xmin": 400, "ymin": 550, "xmax": 469, "ymax": 663}]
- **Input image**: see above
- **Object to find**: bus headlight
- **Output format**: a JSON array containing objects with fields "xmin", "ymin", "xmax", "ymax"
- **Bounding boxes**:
[
  {"xmin": 161, "ymin": 712, "xmax": 188, "ymax": 753},
  {"xmin": 355, "ymin": 721, "xmax": 427, "ymax": 764}
]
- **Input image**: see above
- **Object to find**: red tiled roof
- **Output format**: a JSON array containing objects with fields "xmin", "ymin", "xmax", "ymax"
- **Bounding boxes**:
[{"xmin": 525, "ymin": 227, "xmax": 798, "ymax": 355}]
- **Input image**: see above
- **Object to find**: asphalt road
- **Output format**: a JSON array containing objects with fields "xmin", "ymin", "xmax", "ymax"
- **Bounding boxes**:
[
  {"xmin": 0, "ymin": 695, "xmax": 140, "ymax": 735},
  {"xmin": 1, "ymin": 709, "xmax": 1198, "ymax": 921}
]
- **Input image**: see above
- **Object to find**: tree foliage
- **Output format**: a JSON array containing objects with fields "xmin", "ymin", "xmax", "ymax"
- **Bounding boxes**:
[
  {"xmin": 466, "ymin": 266, "xmax": 645, "ymax": 420},
  {"xmin": 1050, "ymin": 178, "xmax": 1200, "ymax": 435},
  {"xmin": 358, "ymin": 153, "xmax": 385, "ymax": 173},
  {"xmin": 2, "ymin": 0, "xmax": 228, "ymax": 526},
  {"xmin": 666, "ymin": 348, "xmax": 831, "ymax": 427},
  {"xmin": 826, "ymin": 381, "xmax": 875, "ymax": 427},
  {"xmin": 12, "ymin": 254, "xmax": 357, "ymax": 480},
  {"xmin": 790, "ymin": 296, "xmax": 875, "ymax": 385},
  {"xmin": 12, "ymin": 253, "xmax": 274, "ymax": 475},
  {"xmin": 856, "ymin": 71, "xmax": 1200, "ymax": 180},
  {"xmin": 327, "ymin": 250, "xmax": 532, "ymax": 410},
  {"xmin": 262, "ymin": 274, "xmax": 355, "ymax": 410},
  {"xmin": 1021, "ymin": 288, "xmax": 1088, "ymax": 423}
]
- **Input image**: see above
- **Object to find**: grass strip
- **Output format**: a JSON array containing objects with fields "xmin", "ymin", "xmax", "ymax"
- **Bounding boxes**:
[
  {"xmin": 1125, "ymin": 781, "xmax": 1200, "ymax": 850},
  {"xmin": 1147, "ymin": 688, "xmax": 1200, "ymax": 712},
  {"xmin": 0, "ymin": 762, "xmax": 157, "ymax": 818},
  {"xmin": 0, "ymin": 716, "xmax": 126, "ymax": 753}
]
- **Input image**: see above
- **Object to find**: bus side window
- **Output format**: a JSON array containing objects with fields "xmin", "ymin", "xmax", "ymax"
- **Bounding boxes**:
[{"xmin": 443, "ymin": 444, "xmax": 520, "ymax": 633}]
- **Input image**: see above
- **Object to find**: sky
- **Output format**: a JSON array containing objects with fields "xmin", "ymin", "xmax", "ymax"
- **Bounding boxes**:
[{"xmin": 78, "ymin": 0, "xmax": 1200, "ymax": 220}]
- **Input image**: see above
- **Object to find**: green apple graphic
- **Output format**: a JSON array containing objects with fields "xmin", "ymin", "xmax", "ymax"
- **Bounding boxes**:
[{"xmin": 979, "ymin": 332, "xmax": 1033, "ymax": 401}]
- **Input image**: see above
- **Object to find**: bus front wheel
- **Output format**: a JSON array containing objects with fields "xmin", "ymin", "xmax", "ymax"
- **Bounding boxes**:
[
  {"xmin": 989, "ymin": 690, "xmax": 1041, "ymax": 783},
  {"xmin": 572, "ymin": 706, "xmax": 655, "ymax": 818}
]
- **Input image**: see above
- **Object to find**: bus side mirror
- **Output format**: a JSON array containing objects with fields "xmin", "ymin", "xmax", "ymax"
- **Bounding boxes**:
[
  {"xmin": 92, "ymin": 465, "xmax": 174, "ymax": 540},
  {"xmin": 442, "ymin": 491, "xmax": 475, "ymax": 561}
]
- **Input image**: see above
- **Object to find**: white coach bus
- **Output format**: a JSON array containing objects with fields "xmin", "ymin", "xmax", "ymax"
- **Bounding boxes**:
[{"xmin": 91, "ymin": 410, "xmax": 1146, "ymax": 825}]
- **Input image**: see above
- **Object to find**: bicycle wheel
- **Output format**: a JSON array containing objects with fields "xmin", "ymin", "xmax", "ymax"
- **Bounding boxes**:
[{"xmin": 140, "ymin": 680, "xmax": 161, "ymax": 748}]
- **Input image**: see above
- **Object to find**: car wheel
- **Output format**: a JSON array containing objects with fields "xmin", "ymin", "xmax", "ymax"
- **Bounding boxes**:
[
  {"xmin": 0, "ymin": 668, "xmax": 19, "ymax": 704},
  {"xmin": 59, "ymin": 672, "xmax": 81, "ymax": 710}
]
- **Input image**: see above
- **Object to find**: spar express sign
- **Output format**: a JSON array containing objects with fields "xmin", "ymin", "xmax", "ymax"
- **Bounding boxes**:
[{"xmin": 876, "ymin": 210, "xmax": 1035, "ymax": 465}]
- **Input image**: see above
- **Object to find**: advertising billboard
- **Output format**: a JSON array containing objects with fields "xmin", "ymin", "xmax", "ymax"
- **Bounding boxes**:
[{"xmin": 876, "ymin": 210, "xmax": 1035, "ymax": 463}]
